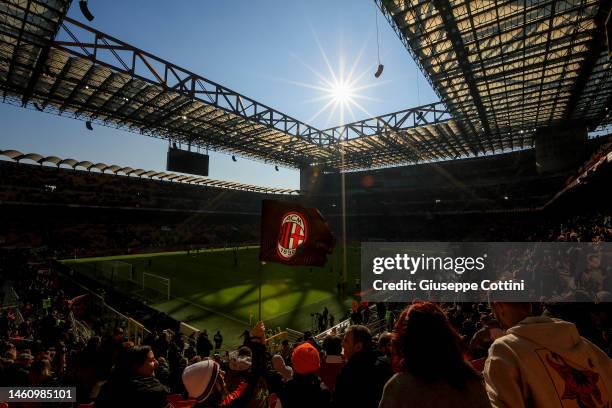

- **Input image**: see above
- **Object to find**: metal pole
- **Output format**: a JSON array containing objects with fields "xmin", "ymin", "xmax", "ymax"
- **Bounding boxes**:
[
  {"xmin": 340, "ymin": 146, "xmax": 348, "ymax": 299},
  {"xmin": 258, "ymin": 262, "xmax": 264, "ymax": 321}
]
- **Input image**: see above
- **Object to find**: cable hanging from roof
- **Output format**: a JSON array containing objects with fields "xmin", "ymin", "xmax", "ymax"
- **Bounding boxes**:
[{"xmin": 374, "ymin": 1, "xmax": 384, "ymax": 78}]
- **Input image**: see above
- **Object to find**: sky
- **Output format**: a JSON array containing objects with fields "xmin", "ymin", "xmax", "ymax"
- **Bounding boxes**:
[{"xmin": 0, "ymin": 0, "xmax": 438, "ymax": 189}]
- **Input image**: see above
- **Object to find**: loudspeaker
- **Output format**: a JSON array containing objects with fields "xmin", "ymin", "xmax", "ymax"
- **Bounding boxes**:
[{"xmin": 374, "ymin": 64, "xmax": 384, "ymax": 78}]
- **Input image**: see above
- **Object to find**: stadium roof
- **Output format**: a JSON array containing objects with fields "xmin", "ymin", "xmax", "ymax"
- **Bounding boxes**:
[
  {"xmin": 1, "ymin": 0, "xmax": 611, "ymax": 171},
  {"xmin": 376, "ymin": 0, "xmax": 612, "ymax": 152},
  {"xmin": 0, "ymin": 149, "xmax": 298, "ymax": 194},
  {"xmin": 0, "ymin": 0, "xmax": 481, "ymax": 170}
]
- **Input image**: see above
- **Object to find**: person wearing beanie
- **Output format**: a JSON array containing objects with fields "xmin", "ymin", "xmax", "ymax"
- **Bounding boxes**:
[
  {"xmin": 278, "ymin": 342, "xmax": 331, "ymax": 408},
  {"xmin": 225, "ymin": 347, "xmax": 253, "ymax": 395},
  {"xmin": 182, "ymin": 360, "xmax": 226, "ymax": 407}
]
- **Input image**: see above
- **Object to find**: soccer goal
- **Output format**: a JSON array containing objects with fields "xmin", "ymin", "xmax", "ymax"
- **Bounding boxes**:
[
  {"xmin": 142, "ymin": 272, "xmax": 171, "ymax": 302},
  {"xmin": 97, "ymin": 260, "xmax": 136, "ymax": 285}
]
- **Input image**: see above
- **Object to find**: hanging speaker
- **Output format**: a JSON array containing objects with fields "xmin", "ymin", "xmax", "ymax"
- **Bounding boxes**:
[
  {"xmin": 85, "ymin": 121, "xmax": 93, "ymax": 131},
  {"xmin": 232, "ymin": 155, "xmax": 237, "ymax": 162},
  {"xmin": 374, "ymin": 64, "xmax": 384, "ymax": 78},
  {"xmin": 79, "ymin": 0, "xmax": 95, "ymax": 21}
]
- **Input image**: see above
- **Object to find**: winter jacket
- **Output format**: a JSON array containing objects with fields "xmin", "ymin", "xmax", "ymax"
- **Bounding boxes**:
[
  {"xmin": 279, "ymin": 373, "xmax": 331, "ymax": 408},
  {"xmin": 334, "ymin": 350, "xmax": 391, "ymax": 408},
  {"xmin": 379, "ymin": 371, "xmax": 491, "ymax": 408},
  {"xmin": 485, "ymin": 316, "xmax": 612, "ymax": 408},
  {"xmin": 95, "ymin": 374, "xmax": 169, "ymax": 408}
]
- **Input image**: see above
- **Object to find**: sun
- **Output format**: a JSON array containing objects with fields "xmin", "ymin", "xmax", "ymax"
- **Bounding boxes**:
[
  {"xmin": 280, "ymin": 32, "xmax": 387, "ymax": 127},
  {"xmin": 329, "ymin": 80, "xmax": 355, "ymax": 104}
]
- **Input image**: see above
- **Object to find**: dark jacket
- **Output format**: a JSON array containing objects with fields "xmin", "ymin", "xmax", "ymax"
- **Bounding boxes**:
[
  {"xmin": 4, "ymin": 363, "xmax": 29, "ymax": 386},
  {"xmin": 95, "ymin": 375, "xmax": 169, "ymax": 408},
  {"xmin": 334, "ymin": 350, "xmax": 391, "ymax": 408},
  {"xmin": 279, "ymin": 373, "xmax": 331, "ymax": 408},
  {"xmin": 197, "ymin": 335, "xmax": 213, "ymax": 357}
]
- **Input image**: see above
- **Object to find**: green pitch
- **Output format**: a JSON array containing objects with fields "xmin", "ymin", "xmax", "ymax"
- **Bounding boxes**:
[{"xmin": 62, "ymin": 246, "xmax": 361, "ymax": 347}]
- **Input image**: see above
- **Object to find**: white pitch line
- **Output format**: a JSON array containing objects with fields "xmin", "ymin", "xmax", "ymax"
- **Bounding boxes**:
[{"xmin": 173, "ymin": 297, "xmax": 249, "ymax": 325}]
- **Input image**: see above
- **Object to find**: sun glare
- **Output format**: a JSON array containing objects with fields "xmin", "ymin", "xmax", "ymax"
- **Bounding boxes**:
[
  {"xmin": 281, "ymin": 30, "xmax": 388, "ymax": 127},
  {"xmin": 329, "ymin": 80, "xmax": 354, "ymax": 103}
]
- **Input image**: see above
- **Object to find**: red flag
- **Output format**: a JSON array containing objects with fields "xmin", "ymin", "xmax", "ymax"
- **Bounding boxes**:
[{"xmin": 259, "ymin": 200, "xmax": 335, "ymax": 266}]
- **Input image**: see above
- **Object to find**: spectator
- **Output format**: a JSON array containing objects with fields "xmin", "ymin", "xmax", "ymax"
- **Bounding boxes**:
[
  {"xmin": 279, "ymin": 339, "xmax": 291, "ymax": 365},
  {"xmin": 317, "ymin": 335, "xmax": 344, "ymax": 391},
  {"xmin": 95, "ymin": 345, "xmax": 169, "ymax": 408},
  {"xmin": 375, "ymin": 331, "xmax": 393, "ymax": 379},
  {"xmin": 485, "ymin": 302, "xmax": 612, "ymax": 408},
  {"xmin": 469, "ymin": 316, "xmax": 503, "ymax": 360},
  {"xmin": 4, "ymin": 352, "xmax": 32, "ymax": 386},
  {"xmin": 182, "ymin": 359, "xmax": 225, "ymax": 407},
  {"xmin": 28, "ymin": 358, "xmax": 56, "ymax": 386},
  {"xmin": 98, "ymin": 327, "xmax": 125, "ymax": 378},
  {"xmin": 271, "ymin": 354, "xmax": 293, "ymax": 382},
  {"xmin": 214, "ymin": 330, "xmax": 223, "ymax": 350},
  {"xmin": 379, "ymin": 302, "xmax": 491, "ymax": 408},
  {"xmin": 197, "ymin": 331, "xmax": 213, "ymax": 358},
  {"xmin": 334, "ymin": 325, "xmax": 391, "ymax": 408},
  {"xmin": 223, "ymin": 347, "xmax": 253, "ymax": 404},
  {"xmin": 278, "ymin": 342, "xmax": 331, "ymax": 408},
  {"xmin": 322, "ymin": 307, "xmax": 329, "ymax": 328}
]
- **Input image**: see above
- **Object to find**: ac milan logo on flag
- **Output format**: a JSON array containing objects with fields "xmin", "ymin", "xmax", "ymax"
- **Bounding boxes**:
[
  {"xmin": 260, "ymin": 200, "xmax": 334, "ymax": 266},
  {"xmin": 276, "ymin": 212, "xmax": 308, "ymax": 260}
]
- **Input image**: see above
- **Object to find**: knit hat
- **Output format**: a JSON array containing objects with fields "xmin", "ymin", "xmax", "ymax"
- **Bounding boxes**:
[
  {"xmin": 271, "ymin": 354, "xmax": 293, "ymax": 381},
  {"xmin": 182, "ymin": 360, "xmax": 220, "ymax": 403},
  {"xmin": 291, "ymin": 343, "xmax": 320, "ymax": 375}
]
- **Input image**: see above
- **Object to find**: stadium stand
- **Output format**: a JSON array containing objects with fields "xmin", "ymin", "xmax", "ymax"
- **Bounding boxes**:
[
  {"xmin": 1, "ymin": 142, "xmax": 611, "ymax": 407},
  {"xmin": 0, "ymin": 196, "xmax": 610, "ymax": 406}
]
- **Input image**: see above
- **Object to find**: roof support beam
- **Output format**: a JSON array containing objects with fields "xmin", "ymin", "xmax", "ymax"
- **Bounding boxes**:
[
  {"xmin": 563, "ymin": 0, "xmax": 612, "ymax": 123},
  {"xmin": 431, "ymin": 0, "xmax": 493, "ymax": 151}
]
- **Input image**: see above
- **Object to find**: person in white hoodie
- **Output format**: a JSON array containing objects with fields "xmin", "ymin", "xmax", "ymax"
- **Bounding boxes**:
[{"xmin": 485, "ymin": 302, "xmax": 612, "ymax": 408}]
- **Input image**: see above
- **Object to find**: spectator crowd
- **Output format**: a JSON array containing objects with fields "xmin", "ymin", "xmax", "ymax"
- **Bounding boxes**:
[{"xmin": 0, "ymin": 209, "xmax": 610, "ymax": 407}]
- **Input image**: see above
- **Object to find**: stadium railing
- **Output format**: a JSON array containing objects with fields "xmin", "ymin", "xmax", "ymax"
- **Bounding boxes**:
[
  {"xmin": 265, "ymin": 331, "xmax": 288, "ymax": 354},
  {"xmin": 314, "ymin": 305, "xmax": 385, "ymax": 342},
  {"xmin": 57, "ymin": 265, "xmax": 151, "ymax": 343}
]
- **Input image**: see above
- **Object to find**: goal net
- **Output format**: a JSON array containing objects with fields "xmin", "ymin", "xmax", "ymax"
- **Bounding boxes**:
[
  {"xmin": 142, "ymin": 272, "xmax": 171, "ymax": 302},
  {"xmin": 96, "ymin": 261, "xmax": 135, "ymax": 283}
]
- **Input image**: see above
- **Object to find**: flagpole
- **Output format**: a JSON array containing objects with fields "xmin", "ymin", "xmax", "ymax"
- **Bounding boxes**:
[
  {"xmin": 340, "ymin": 145, "xmax": 348, "ymax": 300},
  {"xmin": 259, "ymin": 261, "xmax": 264, "ymax": 321}
]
